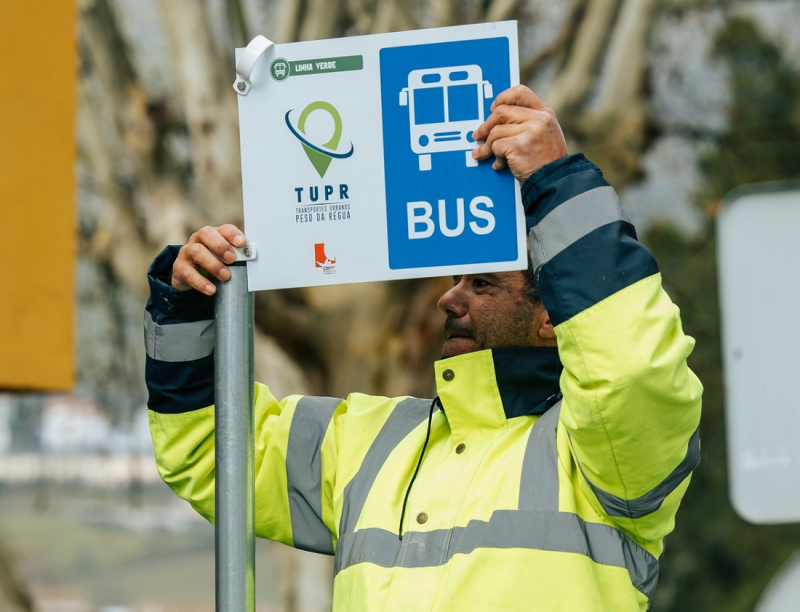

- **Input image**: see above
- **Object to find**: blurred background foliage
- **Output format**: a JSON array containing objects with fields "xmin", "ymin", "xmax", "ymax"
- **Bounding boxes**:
[
  {"xmin": 1, "ymin": 0, "xmax": 800, "ymax": 610},
  {"xmin": 647, "ymin": 14, "xmax": 800, "ymax": 611}
]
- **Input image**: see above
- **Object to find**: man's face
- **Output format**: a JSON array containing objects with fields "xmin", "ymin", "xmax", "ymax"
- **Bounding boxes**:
[{"xmin": 436, "ymin": 271, "xmax": 554, "ymax": 358}]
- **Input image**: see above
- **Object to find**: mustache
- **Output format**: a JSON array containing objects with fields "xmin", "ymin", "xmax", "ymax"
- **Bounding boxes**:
[{"xmin": 444, "ymin": 318, "xmax": 473, "ymax": 338}]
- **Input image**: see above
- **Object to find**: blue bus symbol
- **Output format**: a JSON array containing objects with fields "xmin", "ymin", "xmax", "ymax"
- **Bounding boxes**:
[{"xmin": 399, "ymin": 65, "xmax": 493, "ymax": 172}]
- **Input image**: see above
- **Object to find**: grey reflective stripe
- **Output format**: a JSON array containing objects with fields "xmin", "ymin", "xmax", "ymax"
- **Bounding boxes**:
[
  {"xmin": 576, "ymin": 425, "xmax": 701, "ymax": 520},
  {"xmin": 286, "ymin": 396, "xmax": 341, "ymax": 554},
  {"xmin": 529, "ymin": 186, "xmax": 631, "ymax": 270},
  {"xmin": 143, "ymin": 311, "xmax": 215, "ymax": 362},
  {"xmin": 339, "ymin": 398, "xmax": 432, "ymax": 536},
  {"xmin": 519, "ymin": 402, "xmax": 561, "ymax": 512},
  {"xmin": 334, "ymin": 526, "xmax": 453, "ymax": 574},
  {"xmin": 335, "ymin": 510, "xmax": 659, "ymax": 600}
]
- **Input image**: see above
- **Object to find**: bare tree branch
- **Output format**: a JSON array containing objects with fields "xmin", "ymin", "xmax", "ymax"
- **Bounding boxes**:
[
  {"xmin": 568, "ymin": 0, "xmax": 658, "ymax": 186},
  {"xmin": 226, "ymin": 0, "xmax": 251, "ymax": 48},
  {"xmin": 80, "ymin": 0, "xmax": 143, "ymax": 183},
  {"xmin": 521, "ymin": 0, "xmax": 586, "ymax": 82},
  {"xmin": 299, "ymin": 0, "xmax": 345, "ymax": 40},
  {"xmin": 592, "ymin": 0, "xmax": 657, "ymax": 114},
  {"xmin": 548, "ymin": 0, "xmax": 620, "ymax": 114},
  {"xmin": 79, "ymin": 0, "xmax": 163, "ymax": 293},
  {"xmin": 347, "ymin": 0, "xmax": 377, "ymax": 34},
  {"xmin": 81, "ymin": 0, "xmax": 138, "ymax": 111},
  {"xmin": 485, "ymin": 0, "xmax": 523, "ymax": 23},
  {"xmin": 277, "ymin": 0, "xmax": 304, "ymax": 42},
  {"xmin": 371, "ymin": 0, "xmax": 417, "ymax": 34},
  {"xmin": 429, "ymin": 0, "xmax": 459, "ymax": 27},
  {"xmin": 156, "ymin": 0, "xmax": 242, "ymax": 223}
]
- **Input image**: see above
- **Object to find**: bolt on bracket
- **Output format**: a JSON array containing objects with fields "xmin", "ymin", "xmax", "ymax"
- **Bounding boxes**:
[
  {"xmin": 233, "ymin": 244, "xmax": 258, "ymax": 262},
  {"xmin": 233, "ymin": 35, "xmax": 275, "ymax": 96}
]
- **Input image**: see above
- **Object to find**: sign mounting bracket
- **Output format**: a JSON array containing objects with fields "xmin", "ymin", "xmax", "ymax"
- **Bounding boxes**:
[{"xmin": 233, "ymin": 35, "xmax": 274, "ymax": 95}]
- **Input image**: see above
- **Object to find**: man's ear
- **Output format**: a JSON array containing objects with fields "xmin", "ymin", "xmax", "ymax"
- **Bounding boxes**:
[{"xmin": 538, "ymin": 310, "xmax": 556, "ymax": 340}]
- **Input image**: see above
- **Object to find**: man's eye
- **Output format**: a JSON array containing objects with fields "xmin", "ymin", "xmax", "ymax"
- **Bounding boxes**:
[{"xmin": 473, "ymin": 279, "xmax": 490, "ymax": 288}]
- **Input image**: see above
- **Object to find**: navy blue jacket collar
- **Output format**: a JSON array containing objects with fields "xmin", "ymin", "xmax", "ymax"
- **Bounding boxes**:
[{"xmin": 491, "ymin": 347, "xmax": 563, "ymax": 418}]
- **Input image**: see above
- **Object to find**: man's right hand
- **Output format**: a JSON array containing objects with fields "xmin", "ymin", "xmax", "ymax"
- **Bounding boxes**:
[{"xmin": 171, "ymin": 224, "xmax": 246, "ymax": 295}]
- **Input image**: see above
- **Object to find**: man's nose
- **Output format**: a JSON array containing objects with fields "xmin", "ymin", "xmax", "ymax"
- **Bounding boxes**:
[{"xmin": 437, "ymin": 282, "xmax": 467, "ymax": 316}]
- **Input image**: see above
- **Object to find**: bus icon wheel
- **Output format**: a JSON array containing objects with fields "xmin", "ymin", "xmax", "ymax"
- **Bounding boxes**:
[{"xmin": 419, "ymin": 154, "xmax": 432, "ymax": 171}]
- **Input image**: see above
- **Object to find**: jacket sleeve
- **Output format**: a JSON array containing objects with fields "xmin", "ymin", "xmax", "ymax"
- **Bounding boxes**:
[
  {"xmin": 523, "ymin": 154, "xmax": 702, "ymax": 543},
  {"xmin": 144, "ymin": 246, "xmax": 345, "ymax": 554}
]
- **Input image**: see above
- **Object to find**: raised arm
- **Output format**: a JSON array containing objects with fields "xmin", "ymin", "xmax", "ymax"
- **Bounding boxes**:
[
  {"xmin": 144, "ymin": 232, "xmax": 345, "ymax": 554},
  {"xmin": 475, "ymin": 86, "xmax": 702, "ymax": 542}
]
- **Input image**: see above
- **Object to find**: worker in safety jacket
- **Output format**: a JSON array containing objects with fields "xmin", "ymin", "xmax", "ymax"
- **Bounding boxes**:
[{"xmin": 145, "ymin": 86, "xmax": 702, "ymax": 611}]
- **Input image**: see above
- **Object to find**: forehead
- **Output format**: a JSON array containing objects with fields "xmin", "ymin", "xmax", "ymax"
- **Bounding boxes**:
[
  {"xmin": 452, "ymin": 270, "xmax": 525, "ymax": 283},
  {"xmin": 451, "ymin": 271, "xmax": 526, "ymax": 286}
]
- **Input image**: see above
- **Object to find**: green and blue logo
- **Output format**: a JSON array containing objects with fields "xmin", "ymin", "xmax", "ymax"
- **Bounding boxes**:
[{"xmin": 285, "ymin": 101, "xmax": 354, "ymax": 178}]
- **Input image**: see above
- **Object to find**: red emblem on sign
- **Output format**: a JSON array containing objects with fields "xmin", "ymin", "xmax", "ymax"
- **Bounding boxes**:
[{"xmin": 315, "ymin": 243, "xmax": 336, "ymax": 271}]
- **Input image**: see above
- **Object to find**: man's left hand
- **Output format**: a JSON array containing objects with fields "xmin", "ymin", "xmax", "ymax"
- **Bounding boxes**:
[{"xmin": 471, "ymin": 85, "xmax": 568, "ymax": 184}]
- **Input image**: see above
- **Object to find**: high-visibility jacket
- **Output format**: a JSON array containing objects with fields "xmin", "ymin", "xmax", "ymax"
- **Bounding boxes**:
[{"xmin": 145, "ymin": 154, "xmax": 702, "ymax": 611}]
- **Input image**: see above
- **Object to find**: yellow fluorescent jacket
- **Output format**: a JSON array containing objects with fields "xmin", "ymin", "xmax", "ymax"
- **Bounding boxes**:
[{"xmin": 145, "ymin": 155, "xmax": 702, "ymax": 611}]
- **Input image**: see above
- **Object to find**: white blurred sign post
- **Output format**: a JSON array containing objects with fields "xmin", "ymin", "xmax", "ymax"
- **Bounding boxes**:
[
  {"xmin": 717, "ymin": 183, "xmax": 800, "ymax": 524},
  {"xmin": 755, "ymin": 551, "xmax": 800, "ymax": 612},
  {"xmin": 216, "ymin": 22, "xmax": 526, "ymax": 612}
]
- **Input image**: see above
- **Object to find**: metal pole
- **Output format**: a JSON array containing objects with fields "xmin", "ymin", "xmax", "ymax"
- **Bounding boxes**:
[{"xmin": 215, "ymin": 262, "xmax": 255, "ymax": 612}]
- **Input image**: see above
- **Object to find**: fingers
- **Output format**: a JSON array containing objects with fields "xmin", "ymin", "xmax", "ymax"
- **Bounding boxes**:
[
  {"xmin": 171, "ymin": 224, "xmax": 245, "ymax": 295},
  {"xmin": 473, "ymin": 125, "xmax": 524, "ymax": 173},
  {"xmin": 489, "ymin": 84, "xmax": 548, "ymax": 113},
  {"xmin": 472, "ymin": 85, "xmax": 549, "ymax": 145},
  {"xmin": 472, "ymin": 112, "xmax": 531, "ymax": 160},
  {"xmin": 489, "ymin": 132, "xmax": 528, "ymax": 172},
  {"xmin": 172, "ymin": 252, "xmax": 218, "ymax": 295},
  {"xmin": 218, "ymin": 224, "xmax": 246, "ymax": 248},
  {"xmin": 470, "ymin": 85, "xmax": 567, "ymax": 183},
  {"xmin": 196, "ymin": 225, "xmax": 238, "ymax": 264},
  {"xmin": 492, "ymin": 155, "xmax": 509, "ymax": 172},
  {"xmin": 472, "ymin": 101, "xmax": 555, "ymax": 148}
]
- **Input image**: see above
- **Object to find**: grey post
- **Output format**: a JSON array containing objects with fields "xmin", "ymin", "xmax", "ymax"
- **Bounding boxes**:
[{"xmin": 215, "ymin": 261, "xmax": 255, "ymax": 612}]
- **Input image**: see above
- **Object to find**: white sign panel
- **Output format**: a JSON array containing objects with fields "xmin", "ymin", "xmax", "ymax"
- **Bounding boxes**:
[
  {"xmin": 236, "ymin": 22, "xmax": 526, "ymax": 290},
  {"xmin": 717, "ymin": 184, "xmax": 800, "ymax": 523},
  {"xmin": 755, "ymin": 550, "xmax": 800, "ymax": 612}
]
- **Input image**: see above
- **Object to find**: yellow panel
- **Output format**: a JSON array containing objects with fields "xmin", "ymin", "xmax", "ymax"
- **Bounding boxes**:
[{"xmin": 0, "ymin": 2, "xmax": 77, "ymax": 390}]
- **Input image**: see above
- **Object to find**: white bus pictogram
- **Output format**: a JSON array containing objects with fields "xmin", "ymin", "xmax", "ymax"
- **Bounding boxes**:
[{"xmin": 399, "ymin": 65, "xmax": 493, "ymax": 172}]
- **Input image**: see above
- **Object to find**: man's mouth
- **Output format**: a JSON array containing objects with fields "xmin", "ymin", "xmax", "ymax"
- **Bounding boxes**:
[
  {"xmin": 444, "ymin": 319, "xmax": 473, "ymax": 340},
  {"xmin": 442, "ymin": 320, "xmax": 476, "ymax": 357}
]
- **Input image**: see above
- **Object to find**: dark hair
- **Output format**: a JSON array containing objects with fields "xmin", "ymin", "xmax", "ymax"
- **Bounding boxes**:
[{"xmin": 521, "ymin": 254, "xmax": 541, "ymax": 304}]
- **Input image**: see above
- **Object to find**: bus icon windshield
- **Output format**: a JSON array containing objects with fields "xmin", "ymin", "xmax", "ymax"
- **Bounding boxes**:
[{"xmin": 399, "ymin": 65, "xmax": 493, "ymax": 172}]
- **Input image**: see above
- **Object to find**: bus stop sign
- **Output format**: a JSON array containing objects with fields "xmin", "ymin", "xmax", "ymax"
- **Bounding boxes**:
[{"xmin": 235, "ymin": 22, "xmax": 526, "ymax": 291}]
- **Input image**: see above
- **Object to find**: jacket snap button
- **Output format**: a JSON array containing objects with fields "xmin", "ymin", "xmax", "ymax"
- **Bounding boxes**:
[
  {"xmin": 442, "ymin": 369, "xmax": 455, "ymax": 381},
  {"xmin": 456, "ymin": 443, "xmax": 466, "ymax": 454},
  {"xmin": 416, "ymin": 512, "xmax": 428, "ymax": 524}
]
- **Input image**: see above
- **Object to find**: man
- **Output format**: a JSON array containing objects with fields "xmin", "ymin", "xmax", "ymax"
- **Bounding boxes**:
[{"xmin": 145, "ymin": 86, "xmax": 702, "ymax": 611}]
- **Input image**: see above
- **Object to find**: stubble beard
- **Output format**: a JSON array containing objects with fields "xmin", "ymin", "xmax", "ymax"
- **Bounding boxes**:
[{"xmin": 442, "ymin": 297, "xmax": 539, "ymax": 357}]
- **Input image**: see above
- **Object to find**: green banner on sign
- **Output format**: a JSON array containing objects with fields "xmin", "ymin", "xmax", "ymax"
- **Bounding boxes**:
[{"xmin": 271, "ymin": 55, "xmax": 364, "ymax": 81}]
